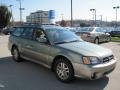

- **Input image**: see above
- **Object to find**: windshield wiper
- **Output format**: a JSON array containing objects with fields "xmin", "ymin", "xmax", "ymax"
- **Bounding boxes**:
[
  {"xmin": 55, "ymin": 40, "xmax": 80, "ymax": 44},
  {"xmin": 68, "ymin": 40, "xmax": 80, "ymax": 43}
]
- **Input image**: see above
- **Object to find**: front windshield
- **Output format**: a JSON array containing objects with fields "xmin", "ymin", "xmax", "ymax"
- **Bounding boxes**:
[
  {"xmin": 46, "ymin": 28, "xmax": 83, "ymax": 44},
  {"xmin": 96, "ymin": 28, "xmax": 107, "ymax": 32}
]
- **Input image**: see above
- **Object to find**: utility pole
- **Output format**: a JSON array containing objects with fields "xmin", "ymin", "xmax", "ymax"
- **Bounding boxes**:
[
  {"xmin": 106, "ymin": 16, "xmax": 107, "ymax": 26},
  {"xmin": 71, "ymin": 0, "xmax": 73, "ymax": 27},
  {"xmin": 61, "ymin": 14, "xmax": 64, "ymax": 20},
  {"xmin": 17, "ymin": 0, "xmax": 25, "ymax": 24},
  {"xmin": 99, "ymin": 15, "xmax": 103, "ymax": 27}
]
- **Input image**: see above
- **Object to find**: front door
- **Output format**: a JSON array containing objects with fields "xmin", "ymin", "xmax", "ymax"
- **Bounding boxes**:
[{"xmin": 30, "ymin": 28, "xmax": 50, "ymax": 64}]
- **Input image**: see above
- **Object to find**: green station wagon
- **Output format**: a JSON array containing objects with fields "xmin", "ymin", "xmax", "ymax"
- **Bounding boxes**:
[{"xmin": 8, "ymin": 24, "xmax": 116, "ymax": 82}]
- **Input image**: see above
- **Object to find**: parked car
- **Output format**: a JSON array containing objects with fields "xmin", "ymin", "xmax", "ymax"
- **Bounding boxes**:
[
  {"xmin": 105, "ymin": 27, "xmax": 114, "ymax": 34},
  {"xmin": 2, "ymin": 27, "xmax": 15, "ymax": 35},
  {"xmin": 110, "ymin": 28, "xmax": 120, "ymax": 37},
  {"xmin": 0, "ymin": 27, "xmax": 4, "ymax": 33},
  {"xmin": 76, "ymin": 27, "xmax": 111, "ymax": 44},
  {"xmin": 8, "ymin": 25, "xmax": 116, "ymax": 82}
]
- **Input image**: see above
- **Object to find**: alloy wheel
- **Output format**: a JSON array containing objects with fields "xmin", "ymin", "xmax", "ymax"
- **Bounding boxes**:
[
  {"xmin": 12, "ymin": 47, "xmax": 21, "ymax": 62},
  {"xmin": 56, "ymin": 62, "xmax": 70, "ymax": 80}
]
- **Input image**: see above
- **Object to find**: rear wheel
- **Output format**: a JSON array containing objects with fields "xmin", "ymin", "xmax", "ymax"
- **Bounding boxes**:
[
  {"xmin": 54, "ymin": 58, "xmax": 74, "ymax": 83},
  {"xmin": 94, "ymin": 38, "xmax": 99, "ymax": 44},
  {"xmin": 12, "ymin": 47, "xmax": 22, "ymax": 62},
  {"xmin": 107, "ymin": 36, "xmax": 111, "ymax": 42}
]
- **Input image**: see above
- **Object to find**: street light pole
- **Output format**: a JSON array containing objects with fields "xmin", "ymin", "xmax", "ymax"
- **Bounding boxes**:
[
  {"xmin": 95, "ymin": 9, "xmax": 96, "ymax": 27},
  {"xmin": 71, "ymin": 0, "xmax": 73, "ymax": 27},
  {"xmin": 113, "ymin": 6, "xmax": 119, "ymax": 27},
  {"xmin": 90, "ymin": 9, "xmax": 96, "ymax": 27}
]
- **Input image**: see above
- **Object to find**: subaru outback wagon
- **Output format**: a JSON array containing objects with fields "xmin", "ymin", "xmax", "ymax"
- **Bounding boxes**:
[{"xmin": 8, "ymin": 24, "xmax": 116, "ymax": 82}]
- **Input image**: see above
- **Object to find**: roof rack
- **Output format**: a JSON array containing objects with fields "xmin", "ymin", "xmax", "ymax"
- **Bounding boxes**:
[
  {"xmin": 22, "ymin": 23, "xmax": 59, "ymax": 26},
  {"xmin": 17, "ymin": 23, "xmax": 60, "ymax": 29},
  {"xmin": 22, "ymin": 23, "xmax": 41, "ymax": 26}
]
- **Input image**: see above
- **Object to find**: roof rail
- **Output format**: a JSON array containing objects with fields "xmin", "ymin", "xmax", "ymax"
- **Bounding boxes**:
[
  {"xmin": 22, "ymin": 23, "xmax": 59, "ymax": 26},
  {"xmin": 22, "ymin": 23, "xmax": 41, "ymax": 26}
]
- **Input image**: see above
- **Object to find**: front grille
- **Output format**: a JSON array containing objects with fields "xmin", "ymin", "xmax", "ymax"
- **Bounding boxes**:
[{"xmin": 103, "ymin": 55, "xmax": 114, "ymax": 63}]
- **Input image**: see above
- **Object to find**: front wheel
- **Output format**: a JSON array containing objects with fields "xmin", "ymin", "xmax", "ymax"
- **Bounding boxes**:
[
  {"xmin": 12, "ymin": 47, "xmax": 22, "ymax": 62},
  {"xmin": 54, "ymin": 58, "xmax": 74, "ymax": 83},
  {"xmin": 107, "ymin": 36, "xmax": 111, "ymax": 42}
]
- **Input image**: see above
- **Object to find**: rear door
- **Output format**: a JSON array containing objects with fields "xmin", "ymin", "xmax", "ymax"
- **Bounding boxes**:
[
  {"xmin": 99, "ymin": 28, "xmax": 108, "ymax": 41},
  {"xmin": 20, "ymin": 27, "xmax": 35, "ymax": 58},
  {"xmin": 21, "ymin": 28, "xmax": 50, "ymax": 65}
]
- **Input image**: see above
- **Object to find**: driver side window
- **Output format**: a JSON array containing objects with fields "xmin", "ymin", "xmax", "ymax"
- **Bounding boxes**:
[{"xmin": 33, "ymin": 29, "xmax": 47, "ymax": 43}]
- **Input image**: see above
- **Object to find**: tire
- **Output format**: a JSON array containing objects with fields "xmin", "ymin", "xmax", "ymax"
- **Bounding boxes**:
[
  {"xmin": 107, "ymin": 36, "xmax": 111, "ymax": 42},
  {"xmin": 54, "ymin": 58, "xmax": 74, "ymax": 83},
  {"xmin": 12, "ymin": 47, "xmax": 22, "ymax": 62},
  {"xmin": 94, "ymin": 38, "xmax": 99, "ymax": 44}
]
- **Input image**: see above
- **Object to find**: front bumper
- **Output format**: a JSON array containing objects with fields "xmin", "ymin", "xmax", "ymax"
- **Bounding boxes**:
[{"xmin": 73, "ymin": 59, "xmax": 117, "ymax": 79}]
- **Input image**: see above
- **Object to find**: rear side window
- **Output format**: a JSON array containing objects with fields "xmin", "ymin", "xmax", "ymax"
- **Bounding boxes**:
[
  {"xmin": 12, "ymin": 28, "xmax": 24, "ymax": 36},
  {"xmin": 96, "ymin": 28, "xmax": 106, "ymax": 32},
  {"xmin": 21, "ymin": 28, "xmax": 34, "ymax": 39}
]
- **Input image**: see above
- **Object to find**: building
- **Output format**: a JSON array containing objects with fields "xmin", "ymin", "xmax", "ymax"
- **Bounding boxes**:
[{"xmin": 26, "ymin": 10, "xmax": 50, "ymax": 24}]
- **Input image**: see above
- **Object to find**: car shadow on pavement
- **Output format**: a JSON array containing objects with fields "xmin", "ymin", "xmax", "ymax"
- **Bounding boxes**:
[
  {"xmin": 0, "ymin": 56, "xmax": 109, "ymax": 90},
  {"xmin": 72, "ymin": 77, "xmax": 109, "ymax": 90}
]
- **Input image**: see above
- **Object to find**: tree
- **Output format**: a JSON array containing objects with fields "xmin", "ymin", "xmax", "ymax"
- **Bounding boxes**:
[
  {"xmin": 60, "ymin": 20, "xmax": 67, "ymax": 27},
  {"xmin": 0, "ymin": 5, "xmax": 11, "ymax": 29}
]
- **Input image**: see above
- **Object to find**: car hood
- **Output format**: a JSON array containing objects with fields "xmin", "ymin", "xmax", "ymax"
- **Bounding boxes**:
[{"xmin": 57, "ymin": 41, "xmax": 113, "ymax": 57}]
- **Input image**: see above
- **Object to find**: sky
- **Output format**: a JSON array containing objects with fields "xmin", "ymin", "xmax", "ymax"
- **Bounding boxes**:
[{"xmin": 0, "ymin": 0, "xmax": 120, "ymax": 22}]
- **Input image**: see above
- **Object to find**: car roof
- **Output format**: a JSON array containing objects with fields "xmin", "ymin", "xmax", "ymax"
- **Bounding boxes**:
[{"xmin": 15, "ymin": 23, "xmax": 63, "ymax": 31}]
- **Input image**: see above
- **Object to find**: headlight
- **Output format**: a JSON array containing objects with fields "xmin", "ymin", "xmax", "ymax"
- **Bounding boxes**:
[{"xmin": 83, "ymin": 56, "xmax": 100, "ymax": 65}]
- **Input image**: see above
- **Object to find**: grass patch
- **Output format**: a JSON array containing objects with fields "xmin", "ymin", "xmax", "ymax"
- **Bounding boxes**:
[{"xmin": 111, "ymin": 37, "xmax": 120, "ymax": 42}]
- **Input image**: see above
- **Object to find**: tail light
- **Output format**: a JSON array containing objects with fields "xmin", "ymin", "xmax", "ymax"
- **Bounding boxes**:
[
  {"xmin": 83, "ymin": 32, "xmax": 91, "ymax": 37},
  {"xmin": 86, "ymin": 32, "xmax": 91, "ymax": 37}
]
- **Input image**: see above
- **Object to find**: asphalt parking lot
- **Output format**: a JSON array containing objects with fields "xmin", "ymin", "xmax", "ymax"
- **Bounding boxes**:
[{"xmin": 0, "ymin": 35, "xmax": 120, "ymax": 90}]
